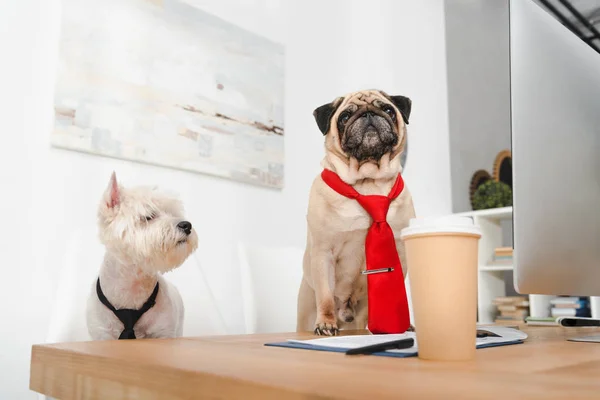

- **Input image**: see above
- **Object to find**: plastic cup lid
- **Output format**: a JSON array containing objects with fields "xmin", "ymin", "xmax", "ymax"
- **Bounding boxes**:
[{"xmin": 400, "ymin": 215, "xmax": 482, "ymax": 239}]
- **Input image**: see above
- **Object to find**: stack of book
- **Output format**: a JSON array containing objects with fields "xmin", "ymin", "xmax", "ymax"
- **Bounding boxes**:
[
  {"xmin": 493, "ymin": 296, "xmax": 530, "ymax": 324},
  {"xmin": 490, "ymin": 247, "xmax": 513, "ymax": 266},
  {"xmin": 550, "ymin": 296, "xmax": 591, "ymax": 318}
]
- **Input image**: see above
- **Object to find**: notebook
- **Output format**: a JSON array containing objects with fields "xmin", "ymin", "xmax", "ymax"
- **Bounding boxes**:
[
  {"xmin": 265, "ymin": 326, "xmax": 527, "ymax": 358},
  {"xmin": 525, "ymin": 316, "xmax": 559, "ymax": 326}
]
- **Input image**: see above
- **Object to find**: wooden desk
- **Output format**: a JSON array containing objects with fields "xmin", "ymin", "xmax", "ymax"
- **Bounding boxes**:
[{"xmin": 30, "ymin": 326, "xmax": 600, "ymax": 399}]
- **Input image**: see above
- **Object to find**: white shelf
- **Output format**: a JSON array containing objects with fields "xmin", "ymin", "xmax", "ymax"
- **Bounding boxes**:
[
  {"xmin": 480, "ymin": 265, "xmax": 513, "ymax": 272},
  {"xmin": 450, "ymin": 206, "xmax": 600, "ymax": 322},
  {"xmin": 453, "ymin": 207, "xmax": 513, "ymax": 323},
  {"xmin": 455, "ymin": 206, "xmax": 513, "ymax": 222}
]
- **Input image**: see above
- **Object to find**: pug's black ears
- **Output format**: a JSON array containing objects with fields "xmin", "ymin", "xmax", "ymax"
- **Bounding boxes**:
[
  {"xmin": 389, "ymin": 95, "xmax": 412, "ymax": 125},
  {"xmin": 313, "ymin": 97, "xmax": 343, "ymax": 135}
]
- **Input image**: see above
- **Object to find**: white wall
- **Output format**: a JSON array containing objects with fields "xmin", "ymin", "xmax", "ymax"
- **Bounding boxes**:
[{"xmin": 0, "ymin": 0, "xmax": 451, "ymax": 398}]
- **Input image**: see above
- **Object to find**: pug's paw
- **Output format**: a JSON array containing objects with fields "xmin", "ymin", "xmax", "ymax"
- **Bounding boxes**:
[
  {"xmin": 314, "ymin": 322, "xmax": 339, "ymax": 336},
  {"xmin": 315, "ymin": 298, "xmax": 338, "ymax": 335}
]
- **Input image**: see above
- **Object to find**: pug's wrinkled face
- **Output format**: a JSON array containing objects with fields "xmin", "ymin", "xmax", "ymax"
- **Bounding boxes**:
[{"xmin": 314, "ymin": 90, "xmax": 411, "ymax": 163}]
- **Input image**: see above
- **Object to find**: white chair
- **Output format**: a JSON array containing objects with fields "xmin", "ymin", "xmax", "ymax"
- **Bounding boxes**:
[
  {"xmin": 167, "ymin": 253, "xmax": 229, "ymax": 336},
  {"xmin": 44, "ymin": 227, "xmax": 102, "ymax": 345},
  {"xmin": 44, "ymin": 229, "xmax": 227, "ymax": 346},
  {"xmin": 237, "ymin": 243, "xmax": 305, "ymax": 334}
]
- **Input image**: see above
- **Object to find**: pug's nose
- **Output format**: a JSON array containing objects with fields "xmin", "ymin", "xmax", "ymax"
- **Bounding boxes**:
[
  {"xmin": 177, "ymin": 221, "xmax": 192, "ymax": 235},
  {"xmin": 362, "ymin": 112, "xmax": 373, "ymax": 120}
]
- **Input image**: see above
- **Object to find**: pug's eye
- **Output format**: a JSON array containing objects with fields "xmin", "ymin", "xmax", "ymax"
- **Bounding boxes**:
[
  {"xmin": 339, "ymin": 112, "xmax": 351, "ymax": 124},
  {"xmin": 383, "ymin": 105, "xmax": 396, "ymax": 121}
]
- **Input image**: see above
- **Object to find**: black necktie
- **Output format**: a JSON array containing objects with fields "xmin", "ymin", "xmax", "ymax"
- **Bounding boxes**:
[{"xmin": 96, "ymin": 278, "xmax": 160, "ymax": 339}]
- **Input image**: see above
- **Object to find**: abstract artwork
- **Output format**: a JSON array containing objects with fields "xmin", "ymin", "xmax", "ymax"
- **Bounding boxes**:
[{"xmin": 52, "ymin": 0, "xmax": 285, "ymax": 188}]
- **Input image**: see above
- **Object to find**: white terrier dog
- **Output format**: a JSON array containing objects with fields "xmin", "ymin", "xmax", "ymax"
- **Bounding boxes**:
[{"xmin": 86, "ymin": 172, "xmax": 198, "ymax": 340}]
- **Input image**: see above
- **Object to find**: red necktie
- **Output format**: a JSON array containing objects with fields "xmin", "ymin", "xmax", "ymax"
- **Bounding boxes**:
[{"xmin": 321, "ymin": 169, "xmax": 410, "ymax": 334}]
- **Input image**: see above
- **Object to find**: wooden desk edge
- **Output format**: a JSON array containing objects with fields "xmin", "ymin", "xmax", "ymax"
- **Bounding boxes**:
[{"xmin": 30, "ymin": 342, "xmax": 322, "ymax": 400}]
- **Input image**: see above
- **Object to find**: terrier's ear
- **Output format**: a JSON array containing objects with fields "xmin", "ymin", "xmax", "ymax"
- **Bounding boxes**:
[
  {"xmin": 389, "ymin": 95, "xmax": 412, "ymax": 125},
  {"xmin": 103, "ymin": 171, "xmax": 121, "ymax": 209},
  {"xmin": 313, "ymin": 97, "xmax": 343, "ymax": 135}
]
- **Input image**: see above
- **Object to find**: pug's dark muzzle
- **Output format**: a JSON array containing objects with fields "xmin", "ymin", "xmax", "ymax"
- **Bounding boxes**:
[{"xmin": 341, "ymin": 110, "xmax": 398, "ymax": 162}]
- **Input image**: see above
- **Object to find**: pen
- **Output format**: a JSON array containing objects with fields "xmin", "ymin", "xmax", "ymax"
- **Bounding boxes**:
[
  {"xmin": 345, "ymin": 338, "xmax": 415, "ymax": 355},
  {"xmin": 361, "ymin": 267, "xmax": 394, "ymax": 275},
  {"xmin": 559, "ymin": 317, "xmax": 600, "ymax": 327}
]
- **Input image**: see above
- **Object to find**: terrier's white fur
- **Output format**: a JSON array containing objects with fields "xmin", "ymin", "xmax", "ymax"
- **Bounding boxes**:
[{"xmin": 86, "ymin": 172, "xmax": 198, "ymax": 340}]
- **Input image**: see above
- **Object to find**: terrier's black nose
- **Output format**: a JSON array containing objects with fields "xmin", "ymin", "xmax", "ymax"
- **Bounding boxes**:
[{"xmin": 177, "ymin": 221, "xmax": 192, "ymax": 235}]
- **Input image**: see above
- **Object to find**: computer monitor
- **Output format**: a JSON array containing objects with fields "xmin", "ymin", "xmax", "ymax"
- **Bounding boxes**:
[{"xmin": 511, "ymin": 0, "xmax": 600, "ymax": 305}]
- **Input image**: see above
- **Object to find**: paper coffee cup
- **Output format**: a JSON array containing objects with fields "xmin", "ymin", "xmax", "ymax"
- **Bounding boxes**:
[{"xmin": 401, "ymin": 216, "xmax": 481, "ymax": 361}]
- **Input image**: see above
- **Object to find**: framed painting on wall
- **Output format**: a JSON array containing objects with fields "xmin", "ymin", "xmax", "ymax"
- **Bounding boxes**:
[{"xmin": 52, "ymin": 0, "xmax": 285, "ymax": 189}]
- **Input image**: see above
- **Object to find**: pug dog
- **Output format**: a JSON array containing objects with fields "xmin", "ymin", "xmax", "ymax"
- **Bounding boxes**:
[{"xmin": 297, "ymin": 89, "xmax": 416, "ymax": 335}]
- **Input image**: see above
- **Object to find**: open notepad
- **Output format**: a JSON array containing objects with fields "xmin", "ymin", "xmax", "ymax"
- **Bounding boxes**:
[{"xmin": 265, "ymin": 326, "xmax": 527, "ymax": 358}]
